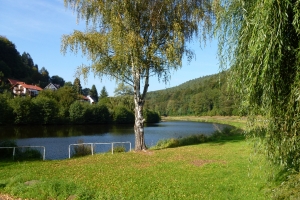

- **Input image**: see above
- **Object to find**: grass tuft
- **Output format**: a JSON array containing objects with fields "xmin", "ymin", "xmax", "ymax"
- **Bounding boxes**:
[
  {"xmin": 71, "ymin": 140, "xmax": 93, "ymax": 158},
  {"xmin": 112, "ymin": 145, "xmax": 126, "ymax": 153}
]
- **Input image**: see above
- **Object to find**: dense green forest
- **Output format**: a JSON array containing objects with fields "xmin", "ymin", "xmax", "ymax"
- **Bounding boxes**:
[
  {"xmin": 145, "ymin": 71, "xmax": 239, "ymax": 116},
  {"xmin": 0, "ymin": 36, "xmax": 159, "ymax": 125},
  {"xmin": 0, "ymin": 89, "xmax": 160, "ymax": 125},
  {"xmin": 0, "ymin": 36, "xmax": 238, "ymax": 126},
  {"xmin": 0, "ymin": 36, "xmax": 65, "ymax": 90}
]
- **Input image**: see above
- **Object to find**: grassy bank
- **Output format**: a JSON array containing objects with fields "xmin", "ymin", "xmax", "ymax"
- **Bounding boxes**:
[
  {"xmin": 0, "ymin": 116, "xmax": 280, "ymax": 199},
  {"xmin": 0, "ymin": 143, "xmax": 277, "ymax": 199},
  {"xmin": 162, "ymin": 116, "xmax": 247, "ymax": 129}
]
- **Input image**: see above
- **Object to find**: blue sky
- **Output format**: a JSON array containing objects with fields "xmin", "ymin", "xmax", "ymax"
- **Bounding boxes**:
[{"xmin": 0, "ymin": 0, "xmax": 220, "ymax": 96}]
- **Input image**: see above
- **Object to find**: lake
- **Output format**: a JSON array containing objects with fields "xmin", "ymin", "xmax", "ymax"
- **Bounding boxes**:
[{"xmin": 0, "ymin": 121, "xmax": 229, "ymax": 160}]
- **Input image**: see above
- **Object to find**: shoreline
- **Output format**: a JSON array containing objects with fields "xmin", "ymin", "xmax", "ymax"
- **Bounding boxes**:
[{"xmin": 161, "ymin": 116, "xmax": 247, "ymax": 129}]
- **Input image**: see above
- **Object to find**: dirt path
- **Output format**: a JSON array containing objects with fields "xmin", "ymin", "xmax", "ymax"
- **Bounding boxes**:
[{"xmin": 0, "ymin": 194, "xmax": 23, "ymax": 200}]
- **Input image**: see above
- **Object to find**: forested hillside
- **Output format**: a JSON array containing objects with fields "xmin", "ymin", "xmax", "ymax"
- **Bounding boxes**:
[
  {"xmin": 0, "ymin": 36, "xmax": 161, "ymax": 125},
  {"xmin": 0, "ymin": 36, "xmax": 64, "ymax": 90},
  {"xmin": 145, "ymin": 71, "xmax": 240, "ymax": 116},
  {"xmin": 0, "ymin": 36, "xmax": 238, "ymax": 120}
]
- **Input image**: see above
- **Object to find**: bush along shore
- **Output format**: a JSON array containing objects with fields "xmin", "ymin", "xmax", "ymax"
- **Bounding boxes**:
[{"xmin": 0, "ymin": 140, "xmax": 43, "ymax": 161}]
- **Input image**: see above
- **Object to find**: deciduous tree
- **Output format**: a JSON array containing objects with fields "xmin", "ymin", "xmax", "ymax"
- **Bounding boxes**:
[
  {"xmin": 50, "ymin": 75, "xmax": 65, "ymax": 87},
  {"xmin": 62, "ymin": 0, "xmax": 213, "ymax": 150},
  {"xmin": 114, "ymin": 83, "xmax": 134, "ymax": 96},
  {"xmin": 214, "ymin": 0, "xmax": 300, "ymax": 170}
]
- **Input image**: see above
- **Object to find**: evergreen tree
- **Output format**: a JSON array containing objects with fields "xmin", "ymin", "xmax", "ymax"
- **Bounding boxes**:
[
  {"xmin": 0, "ymin": 36, "xmax": 25, "ymax": 79},
  {"xmin": 39, "ymin": 67, "xmax": 50, "ymax": 86},
  {"xmin": 73, "ymin": 77, "xmax": 82, "ymax": 95},
  {"xmin": 99, "ymin": 86, "xmax": 108, "ymax": 99},
  {"xmin": 21, "ymin": 52, "xmax": 34, "ymax": 68},
  {"xmin": 0, "ymin": 60, "xmax": 11, "ymax": 78},
  {"xmin": 82, "ymin": 88, "xmax": 90, "ymax": 96},
  {"xmin": 89, "ymin": 85, "xmax": 98, "ymax": 102}
]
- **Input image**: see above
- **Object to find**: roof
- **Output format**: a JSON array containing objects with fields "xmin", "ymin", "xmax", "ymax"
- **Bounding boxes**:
[
  {"xmin": 79, "ymin": 95, "xmax": 89, "ymax": 101},
  {"xmin": 44, "ymin": 83, "xmax": 59, "ymax": 90},
  {"xmin": 7, "ymin": 78, "xmax": 22, "ymax": 85},
  {"xmin": 13, "ymin": 82, "xmax": 43, "ymax": 91}
]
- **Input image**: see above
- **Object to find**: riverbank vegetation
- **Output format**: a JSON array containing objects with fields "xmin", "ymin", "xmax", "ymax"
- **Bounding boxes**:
[
  {"xmin": 0, "ymin": 140, "xmax": 42, "ymax": 161},
  {"xmin": 0, "ymin": 90, "xmax": 160, "ymax": 125}
]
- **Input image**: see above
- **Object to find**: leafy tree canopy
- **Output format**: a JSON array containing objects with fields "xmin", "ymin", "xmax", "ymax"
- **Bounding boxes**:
[
  {"xmin": 62, "ymin": 0, "xmax": 213, "ymax": 150},
  {"xmin": 50, "ymin": 75, "xmax": 65, "ymax": 87},
  {"xmin": 214, "ymin": 0, "xmax": 300, "ymax": 170},
  {"xmin": 114, "ymin": 83, "xmax": 134, "ymax": 96}
]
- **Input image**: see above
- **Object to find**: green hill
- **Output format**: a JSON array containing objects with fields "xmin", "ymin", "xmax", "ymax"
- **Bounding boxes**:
[{"xmin": 145, "ymin": 71, "xmax": 239, "ymax": 116}]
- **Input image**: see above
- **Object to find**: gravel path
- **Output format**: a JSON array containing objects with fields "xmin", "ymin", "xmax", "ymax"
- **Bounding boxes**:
[{"xmin": 0, "ymin": 194, "xmax": 23, "ymax": 200}]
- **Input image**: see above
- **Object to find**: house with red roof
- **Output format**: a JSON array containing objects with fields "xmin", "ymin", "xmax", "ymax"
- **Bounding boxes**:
[
  {"xmin": 12, "ymin": 82, "xmax": 43, "ymax": 97},
  {"xmin": 7, "ymin": 78, "xmax": 43, "ymax": 97},
  {"xmin": 7, "ymin": 78, "xmax": 21, "ymax": 86}
]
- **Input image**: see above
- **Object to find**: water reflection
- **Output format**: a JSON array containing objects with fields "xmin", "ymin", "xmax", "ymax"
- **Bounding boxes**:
[{"xmin": 0, "ymin": 121, "xmax": 229, "ymax": 160}]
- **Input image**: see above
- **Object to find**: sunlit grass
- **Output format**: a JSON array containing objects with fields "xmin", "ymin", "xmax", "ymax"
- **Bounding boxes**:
[
  {"xmin": 0, "ymin": 138, "xmax": 277, "ymax": 199},
  {"xmin": 162, "ymin": 115, "xmax": 247, "ymax": 129},
  {"xmin": 0, "ymin": 116, "xmax": 282, "ymax": 199}
]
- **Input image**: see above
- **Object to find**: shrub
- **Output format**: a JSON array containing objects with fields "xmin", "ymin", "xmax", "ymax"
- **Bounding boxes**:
[
  {"xmin": 0, "ymin": 140, "xmax": 17, "ymax": 160},
  {"xmin": 272, "ymin": 171, "xmax": 300, "ymax": 199},
  {"xmin": 0, "ymin": 140, "xmax": 42, "ymax": 161},
  {"xmin": 71, "ymin": 140, "xmax": 93, "ymax": 158},
  {"xmin": 113, "ymin": 106, "xmax": 134, "ymax": 124},
  {"xmin": 112, "ymin": 145, "xmax": 126, "ymax": 153},
  {"xmin": 86, "ymin": 104, "xmax": 110, "ymax": 124},
  {"xmin": 152, "ymin": 126, "xmax": 241, "ymax": 149},
  {"xmin": 143, "ymin": 109, "xmax": 161, "ymax": 123},
  {"xmin": 69, "ymin": 101, "xmax": 86, "ymax": 124},
  {"xmin": 9, "ymin": 97, "xmax": 33, "ymax": 124},
  {"xmin": 15, "ymin": 147, "xmax": 43, "ymax": 161},
  {"xmin": 0, "ymin": 95, "xmax": 13, "ymax": 124},
  {"xmin": 178, "ymin": 134, "xmax": 208, "ymax": 146},
  {"xmin": 32, "ymin": 96, "xmax": 59, "ymax": 124}
]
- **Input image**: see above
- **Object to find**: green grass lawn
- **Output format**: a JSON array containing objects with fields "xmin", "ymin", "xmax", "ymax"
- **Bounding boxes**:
[{"xmin": 0, "ymin": 137, "xmax": 277, "ymax": 199}]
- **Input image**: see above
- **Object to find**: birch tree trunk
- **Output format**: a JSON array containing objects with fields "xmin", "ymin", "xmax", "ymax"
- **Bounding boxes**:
[
  {"xmin": 134, "ymin": 99, "xmax": 147, "ymax": 150},
  {"xmin": 133, "ymin": 66, "xmax": 149, "ymax": 151}
]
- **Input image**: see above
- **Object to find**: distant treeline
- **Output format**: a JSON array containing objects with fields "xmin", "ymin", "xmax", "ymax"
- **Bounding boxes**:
[
  {"xmin": 0, "ymin": 88, "xmax": 160, "ymax": 125},
  {"xmin": 145, "ymin": 71, "xmax": 240, "ymax": 116},
  {"xmin": 1, "ymin": 36, "xmax": 239, "ymax": 121}
]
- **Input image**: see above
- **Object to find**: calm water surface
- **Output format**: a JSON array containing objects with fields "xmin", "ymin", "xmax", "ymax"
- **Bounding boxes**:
[{"xmin": 0, "ymin": 121, "xmax": 229, "ymax": 160}]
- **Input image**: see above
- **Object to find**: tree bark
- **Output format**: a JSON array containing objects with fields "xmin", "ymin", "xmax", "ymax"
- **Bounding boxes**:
[
  {"xmin": 132, "ymin": 65, "xmax": 149, "ymax": 151},
  {"xmin": 134, "ymin": 100, "xmax": 147, "ymax": 150}
]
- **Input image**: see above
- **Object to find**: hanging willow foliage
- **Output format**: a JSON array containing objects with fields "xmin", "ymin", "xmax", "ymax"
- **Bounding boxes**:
[{"xmin": 214, "ymin": 0, "xmax": 300, "ymax": 170}]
